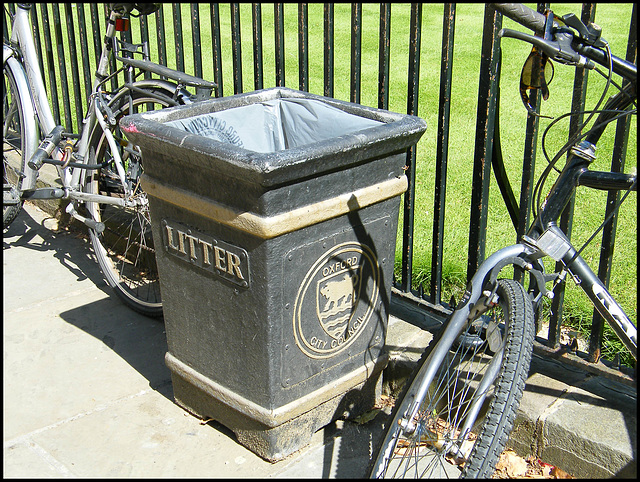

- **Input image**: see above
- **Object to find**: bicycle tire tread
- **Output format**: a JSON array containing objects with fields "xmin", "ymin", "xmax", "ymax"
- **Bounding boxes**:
[{"xmin": 463, "ymin": 279, "xmax": 534, "ymax": 477}]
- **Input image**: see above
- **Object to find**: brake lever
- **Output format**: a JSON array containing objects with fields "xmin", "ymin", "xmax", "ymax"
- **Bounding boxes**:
[
  {"xmin": 498, "ymin": 28, "xmax": 595, "ymax": 70},
  {"xmin": 561, "ymin": 13, "xmax": 606, "ymax": 48}
]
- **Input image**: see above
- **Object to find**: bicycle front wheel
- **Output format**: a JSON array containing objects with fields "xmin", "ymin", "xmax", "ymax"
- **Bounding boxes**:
[
  {"xmin": 370, "ymin": 279, "xmax": 534, "ymax": 479},
  {"xmin": 3, "ymin": 59, "xmax": 37, "ymax": 228},
  {"xmin": 85, "ymin": 87, "xmax": 187, "ymax": 317}
]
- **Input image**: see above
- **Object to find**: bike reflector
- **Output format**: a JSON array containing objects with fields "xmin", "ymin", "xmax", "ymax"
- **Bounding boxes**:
[{"xmin": 115, "ymin": 18, "xmax": 130, "ymax": 32}]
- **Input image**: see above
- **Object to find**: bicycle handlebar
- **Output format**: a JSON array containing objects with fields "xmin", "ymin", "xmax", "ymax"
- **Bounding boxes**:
[
  {"xmin": 490, "ymin": 3, "xmax": 637, "ymax": 82},
  {"xmin": 491, "ymin": 3, "xmax": 548, "ymax": 33}
]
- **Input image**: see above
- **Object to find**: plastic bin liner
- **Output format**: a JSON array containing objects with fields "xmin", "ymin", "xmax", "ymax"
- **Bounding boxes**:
[{"xmin": 165, "ymin": 97, "xmax": 384, "ymax": 153}]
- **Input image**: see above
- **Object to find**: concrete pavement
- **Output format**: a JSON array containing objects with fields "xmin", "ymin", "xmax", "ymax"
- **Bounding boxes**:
[{"xmin": 3, "ymin": 201, "xmax": 636, "ymax": 478}]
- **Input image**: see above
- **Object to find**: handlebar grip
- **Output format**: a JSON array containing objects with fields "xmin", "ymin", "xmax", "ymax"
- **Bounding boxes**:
[
  {"xmin": 490, "ymin": 3, "xmax": 546, "ymax": 34},
  {"xmin": 27, "ymin": 125, "xmax": 64, "ymax": 171}
]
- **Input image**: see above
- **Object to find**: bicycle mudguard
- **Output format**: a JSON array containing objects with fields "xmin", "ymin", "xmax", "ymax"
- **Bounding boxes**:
[{"xmin": 3, "ymin": 56, "xmax": 39, "ymax": 190}]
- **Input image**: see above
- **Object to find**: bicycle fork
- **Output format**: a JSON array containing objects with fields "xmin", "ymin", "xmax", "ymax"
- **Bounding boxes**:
[{"xmin": 394, "ymin": 244, "xmax": 540, "ymax": 462}]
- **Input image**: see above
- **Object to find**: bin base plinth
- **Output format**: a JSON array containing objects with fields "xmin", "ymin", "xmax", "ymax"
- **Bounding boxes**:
[{"xmin": 165, "ymin": 351, "xmax": 387, "ymax": 462}]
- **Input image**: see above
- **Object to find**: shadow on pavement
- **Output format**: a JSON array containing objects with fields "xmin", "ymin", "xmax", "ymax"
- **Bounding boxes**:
[
  {"xmin": 5, "ymin": 206, "xmax": 173, "ymax": 399},
  {"xmin": 3, "ymin": 203, "xmax": 106, "ymax": 292}
]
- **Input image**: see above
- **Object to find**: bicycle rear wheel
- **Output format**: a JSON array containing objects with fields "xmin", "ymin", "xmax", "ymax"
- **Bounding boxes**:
[
  {"xmin": 369, "ymin": 279, "xmax": 534, "ymax": 478},
  {"xmin": 85, "ymin": 86, "xmax": 187, "ymax": 317}
]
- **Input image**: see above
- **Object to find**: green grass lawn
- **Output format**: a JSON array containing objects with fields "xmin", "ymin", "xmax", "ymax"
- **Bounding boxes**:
[{"xmin": 30, "ymin": 3, "xmax": 637, "ymax": 365}]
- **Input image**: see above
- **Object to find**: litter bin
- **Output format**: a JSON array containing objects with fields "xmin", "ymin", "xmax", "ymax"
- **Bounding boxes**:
[{"xmin": 121, "ymin": 87, "xmax": 426, "ymax": 461}]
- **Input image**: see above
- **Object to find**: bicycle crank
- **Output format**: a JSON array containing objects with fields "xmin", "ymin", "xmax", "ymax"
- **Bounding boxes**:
[{"xmin": 66, "ymin": 203, "xmax": 105, "ymax": 233}]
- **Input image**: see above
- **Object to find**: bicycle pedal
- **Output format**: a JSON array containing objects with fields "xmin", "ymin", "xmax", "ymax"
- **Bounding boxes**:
[{"xmin": 3, "ymin": 185, "xmax": 21, "ymax": 206}]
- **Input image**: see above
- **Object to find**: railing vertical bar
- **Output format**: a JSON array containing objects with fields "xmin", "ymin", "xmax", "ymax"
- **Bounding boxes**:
[
  {"xmin": 231, "ymin": 3, "xmax": 243, "ymax": 94},
  {"xmin": 89, "ymin": 4, "xmax": 102, "ymax": 71},
  {"xmin": 5, "ymin": 4, "xmax": 15, "ymax": 38},
  {"xmin": 103, "ymin": 4, "xmax": 119, "ymax": 91},
  {"xmin": 406, "ymin": 4, "xmax": 421, "ymax": 120},
  {"xmin": 119, "ymin": 8, "xmax": 133, "ymax": 90},
  {"xmin": 350, "ymin": 3, "xmax": 362, "ymax": 104},
  {"xmin": 39, "ymin": 4, "xmax": 61, "ymax": 126},
  {"xmin": 400, "ymin": 3, "xmax": 422, "ymax": 294},
  {"xmin": 155, "ymin": 7, "xmax": 167, "ymax": 69},
  {"xmin": 378, "ymin": 3, "xmax": 391, "ymax": 110},
  {"xmin": 139, "ymin": 11, "xmax": 150, "ymax": 47},
  {"xmin": 323, "ymin": 3, "xmax": 334, "ymax": 98},
  {"xmin": 466, "ymin": 5, "xmax": 502, "ymax": 280},
  {"xmin": 172, "ymin": 4, "xmax": 185, "ymax": 74},
  {"xmin": 52, "ymin": 5, "xmax": 72, "ymax": 131},
  {"xmin": 2, "ymin": 6, "xmax": 10, "ymax": 42},
  {"xmin": 298, "ymin": 3, "xmax": 309, "ymax": 92},
  {"xmin": 139, "ymin": 12, "xmax": 152, "ymax": 80},
  {"xmin": 30, "ymin": 6, "xmax": 46, "ymax": 93},
  {"xmin": 549, "ymin": 3, "xmax": 596, "ymax": 350},
  {"xmin": 588, "ymin": 3, "xmax": 636, "ymax": 362},
  {"xmin": 76, "ymin": 5, "xmax": 93, "ymax": 102},
  {"xmin": 190, "ymin": 4, "xmax": 203, "ymax": 80},
  {"xmin": 210, "ymin": 4, "xmax": 223, "ymax": 97},
  {"xmin": 122, "ymin": 9, "xmax": 133, "ymax": 44},
  {"xmin": 274, "ymin": 3, "xmax": 285, "ymax": 87},
  {"xmin": 430, "ymin": 3, "xmax": 456, "ymax": 305},
  {"xmin": 252, "ymin": 4, "xmax": 264, "ymax": 91},
  {"xmin": 64, "ymin": 3, "xmax": 83, "ymax": 130},
  {"xmin": 515, "ymin": 2, "xmax": 547, "ymax": 289}
]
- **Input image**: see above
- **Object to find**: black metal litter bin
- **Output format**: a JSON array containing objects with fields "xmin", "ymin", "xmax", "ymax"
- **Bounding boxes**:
[{"xmin": 121, "ymin": 87, "xmax": 426, "ymax": 461}]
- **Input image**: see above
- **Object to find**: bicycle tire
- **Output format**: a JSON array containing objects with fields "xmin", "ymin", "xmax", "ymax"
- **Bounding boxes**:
[
  {"xmin": 84, "ymin": 85, "xmax": 189, "ymax": 317},
  {"xmin": 3, "ymin": 59, "xmax": 38, "ymax": 229},
  {"xmin": 369, "ymin": 278, "xmax": 534, "ymax": 479}
]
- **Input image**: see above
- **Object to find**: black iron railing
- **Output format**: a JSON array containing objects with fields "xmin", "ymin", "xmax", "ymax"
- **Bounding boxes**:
[{"xmin": 4, "ymin": 3, "xmax": 636, "ymax": 370}]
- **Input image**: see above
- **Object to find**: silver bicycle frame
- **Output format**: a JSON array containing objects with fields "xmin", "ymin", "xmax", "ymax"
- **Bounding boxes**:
[{"xmin": 6, "ymin": 5, "xmax": 131, "ymax": 206}]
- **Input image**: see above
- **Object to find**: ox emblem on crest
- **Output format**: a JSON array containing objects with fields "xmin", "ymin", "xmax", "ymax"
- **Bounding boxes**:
[
  {"xmin": 292, "ymin": 242, "xmax": 380, "ymax": 359},
  {"xmin": 317, "ymin": 270, "xmax": 362, "ymax": 340}
]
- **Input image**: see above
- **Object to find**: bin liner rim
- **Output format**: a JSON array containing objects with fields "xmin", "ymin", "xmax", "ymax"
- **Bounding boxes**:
[
  {"xmin": 120, "ymin": 87, "xmax": 427, "ymax": 187},
  {"xmin": 137, "ymin": 87, "xmax": 407, "ymax": 124}
]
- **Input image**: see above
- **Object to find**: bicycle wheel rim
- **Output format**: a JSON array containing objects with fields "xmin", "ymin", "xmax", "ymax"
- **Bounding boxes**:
[{"xmin": 370, "ymin": 279, "xmax": 534, "ymax": 478}]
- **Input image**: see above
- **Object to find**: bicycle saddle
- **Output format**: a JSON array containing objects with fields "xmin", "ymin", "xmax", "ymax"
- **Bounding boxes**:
[{"xmin": 109, "ymin": 3, "xmax": 161, "ymax": 17}]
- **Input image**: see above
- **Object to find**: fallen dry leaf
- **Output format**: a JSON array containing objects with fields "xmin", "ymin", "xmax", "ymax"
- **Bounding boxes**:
[
  {"xmin": 495, "ymin": 449, "xmax": 528, "ymax": 477},
  {"xmin": 374, "ymin": 394, "xmax": 395, "ymax": 410},
  {"xmin": 550, "ymin": 466, "xmax": 573, "ymax": 479},
  {"xmin": 375, "ymin": 394, "xmax": 574, "ymax": 479},
  {"xmin": 493, "ymin": 451, "xmax": 574, "ymax": 478}
]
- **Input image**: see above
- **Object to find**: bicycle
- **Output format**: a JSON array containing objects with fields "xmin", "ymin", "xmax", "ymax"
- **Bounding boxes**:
[
  {"xmin": 369, "ymin": 3, "xmax": 636, "ymax": 478},
  {"xmin": 3, "ymin": 3, "xmax": 216, "ymax": 317}
]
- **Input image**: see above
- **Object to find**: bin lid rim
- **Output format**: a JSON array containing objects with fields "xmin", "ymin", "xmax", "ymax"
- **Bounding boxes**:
[
  {"xmin": 119, "ymin": 87, "xmax": 427, "ymax": 186},
  {"xmin": 122, "ymin": 114, "xmax": 424, "ymax": 170}
]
